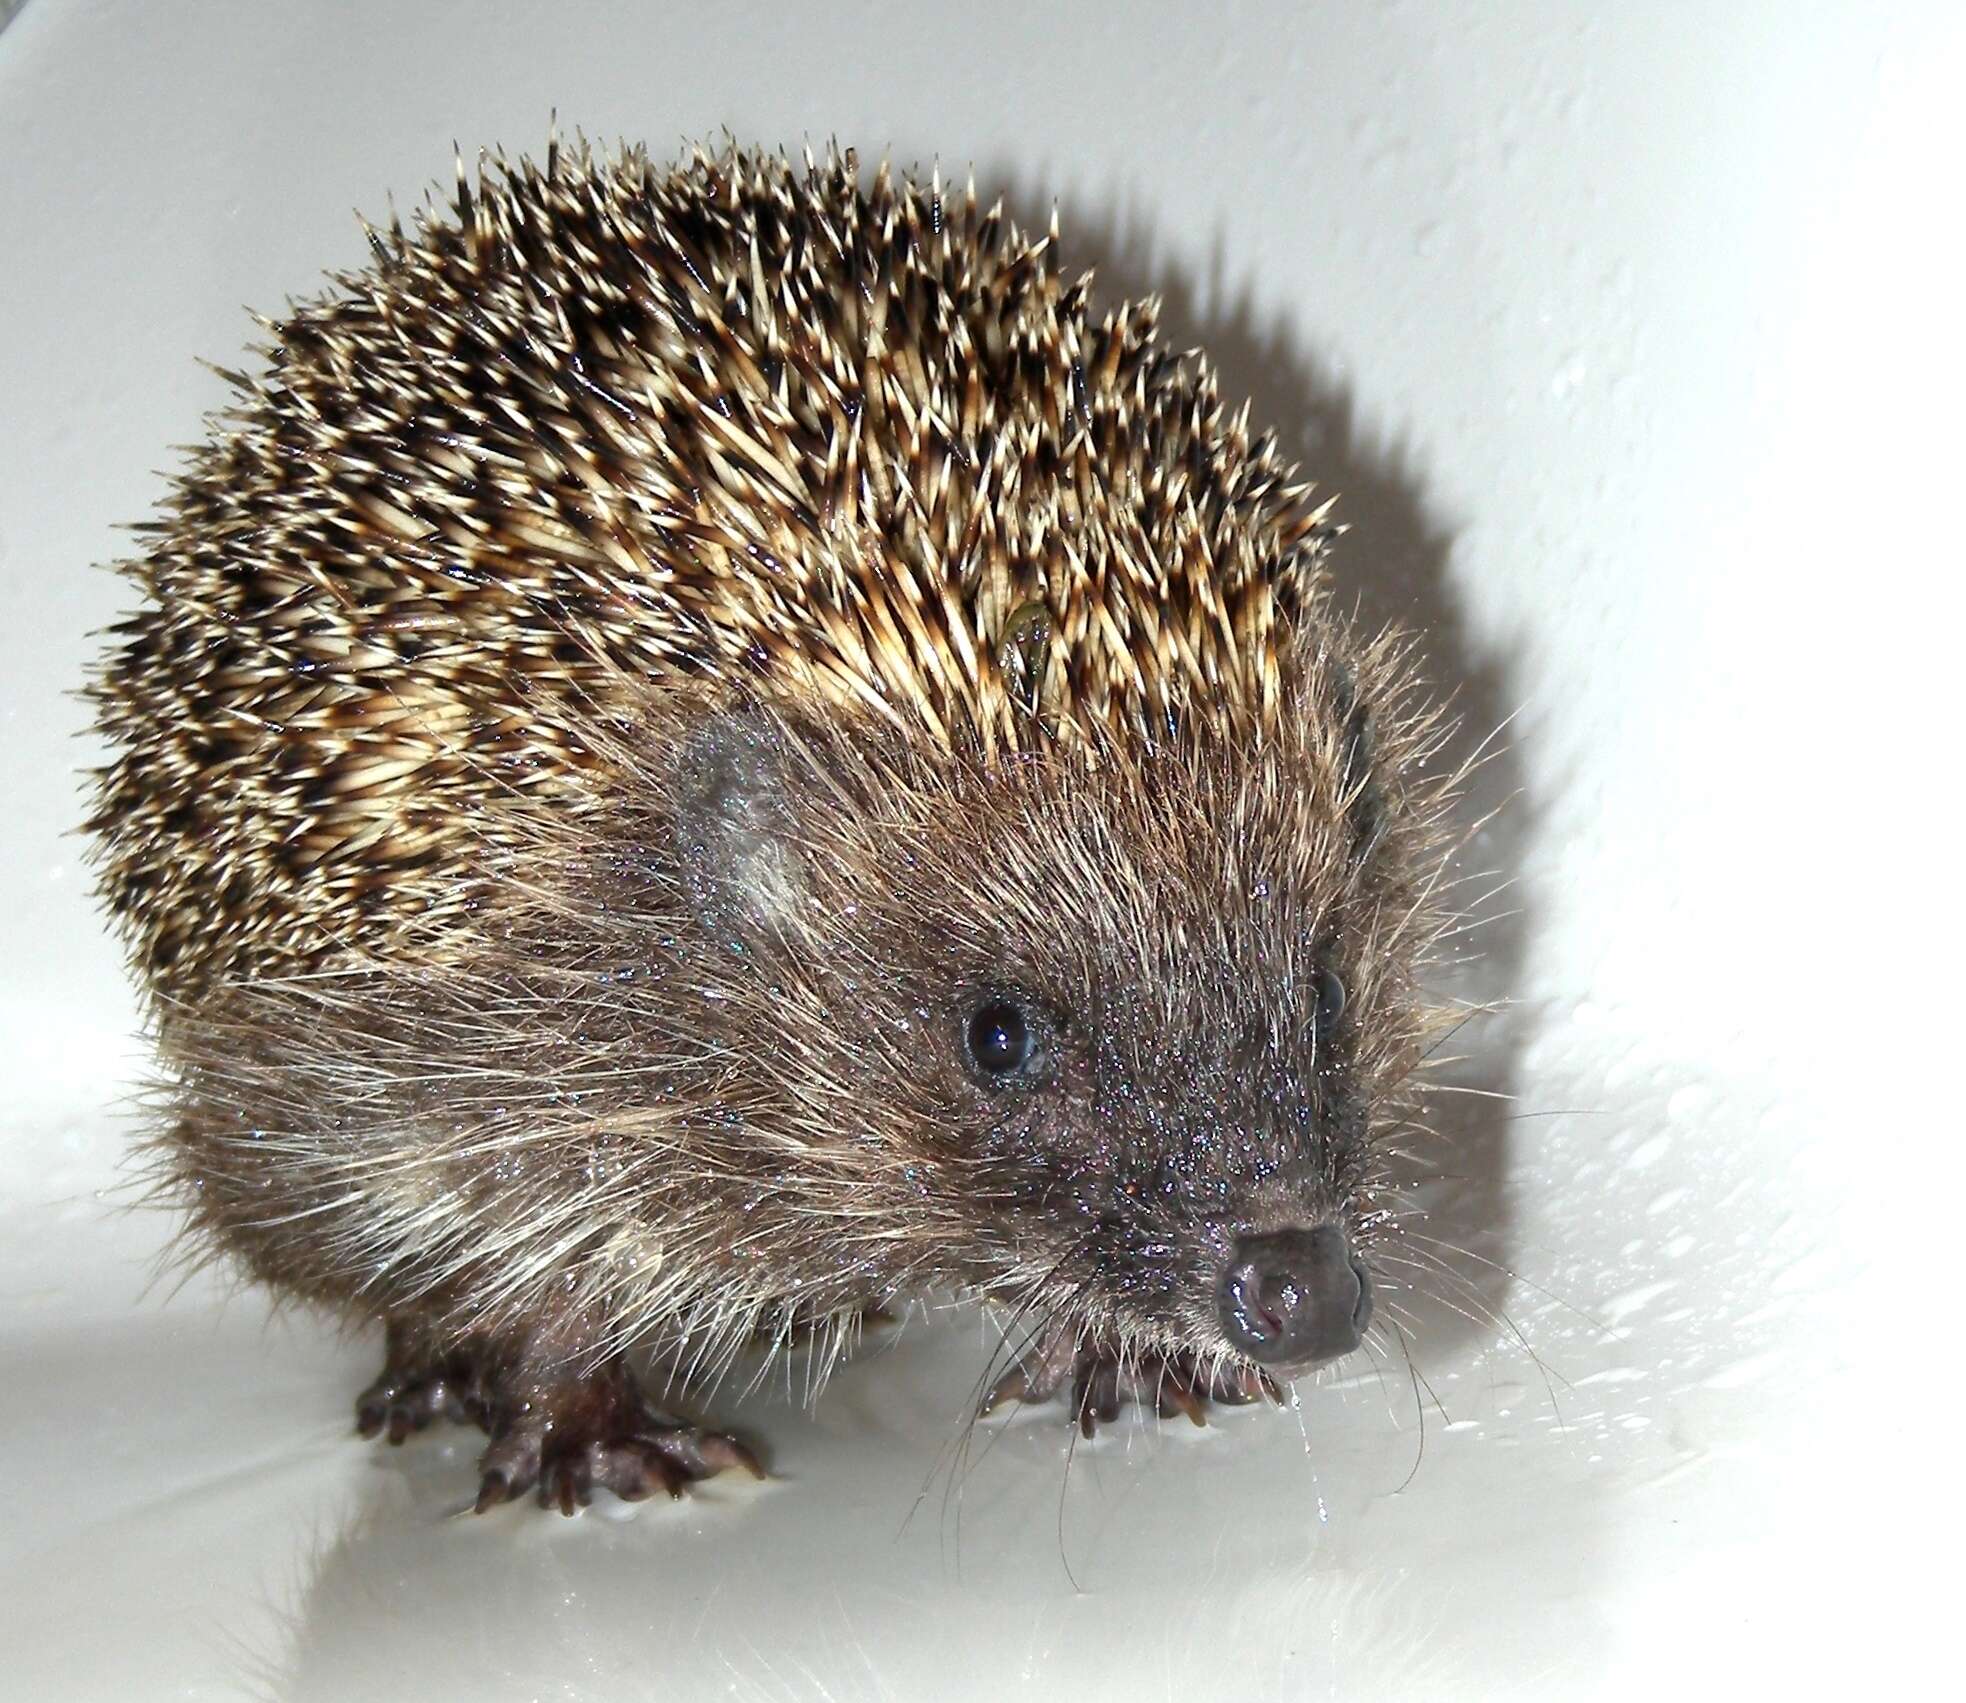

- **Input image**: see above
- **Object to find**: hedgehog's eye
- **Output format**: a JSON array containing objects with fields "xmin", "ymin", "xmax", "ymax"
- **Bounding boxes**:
[
  {"xmin": 964, "ymin": 997, "xmax": 1041, "ymax": 1083},
  {"xmin": 1313, "ymin": 968, "xmax": 1347, "ymax": 1032}
]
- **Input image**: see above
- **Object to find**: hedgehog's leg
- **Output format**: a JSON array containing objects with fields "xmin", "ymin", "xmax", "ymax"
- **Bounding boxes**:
[
  {"xmin": 471, "ymin": 1344, "xmax": 764, "ymax": 1516},
  {"xmin": 980, "ymin": 1325, "xmax": 1282, "ymax": 1438},
  {"xmin": 355, "ymin": 1314, "xmax": 491, "ymax": 1443}
]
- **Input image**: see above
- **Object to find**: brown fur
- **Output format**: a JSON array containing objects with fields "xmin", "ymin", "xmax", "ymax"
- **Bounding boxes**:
[{"xmin": 87, "ymin": 140, "xmax": 1463, "ymax": 1442}]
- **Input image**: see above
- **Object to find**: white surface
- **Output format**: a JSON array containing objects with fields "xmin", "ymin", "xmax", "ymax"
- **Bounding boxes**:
[{"xmin": 2, "ymin": 1, "xmax": 1961, "ymax": 1697}]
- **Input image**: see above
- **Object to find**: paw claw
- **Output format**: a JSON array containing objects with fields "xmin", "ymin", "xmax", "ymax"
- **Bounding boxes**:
[
  {"xmin": 1072, "ymin": 1358, "xmax": 1123, "ymax": 1437},
  {"xmin": 685, "ymin": 1431, "xmax": 765, "ymax": 1481},
  {"xmin": 542, "ymin": 1465, "xmax": 586, "ymax": 1517},
  {"xmin": 978, "ymin": 1368, "xmax": 1030, "ymax": 1416},
  {"xmin": 474, "ymin": 1470, "xmax": 512, "ymax": 1515},
  {"xmin": 1157, "ymin": 1378, "xmax": 1207, "ymax": 1427}
]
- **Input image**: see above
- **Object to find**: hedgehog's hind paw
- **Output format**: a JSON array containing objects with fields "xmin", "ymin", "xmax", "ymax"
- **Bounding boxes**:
[
  {"xmin": 355, "ymin": 1318, "xmax": 487, "ymax": 1444},
  {"xmin": 471, "ymin": 1358, "xmax": 763, "ymax": 1517},
  {"xmin": 475, "ymin": 1423, "xmax": 762, "ymax": 1516},
  {"xmin": 981, "ymin": 1329, "xmax": 1281, "ymax": 1438}
]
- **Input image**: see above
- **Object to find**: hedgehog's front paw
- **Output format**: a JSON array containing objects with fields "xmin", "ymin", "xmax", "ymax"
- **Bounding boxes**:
[
  {"xmin": 980, "ymin": 1325, "xmax": 1282, "ymax": 1437},
  {"xmin": 471, "ymin": 1359, "xmax": 764, "ymax": 1516}
]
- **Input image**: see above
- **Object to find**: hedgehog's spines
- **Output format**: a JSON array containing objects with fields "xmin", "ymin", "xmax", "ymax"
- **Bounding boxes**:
[{"xmin": 91, "ymin": 136, "xmax": 1345, "ymax": 991}]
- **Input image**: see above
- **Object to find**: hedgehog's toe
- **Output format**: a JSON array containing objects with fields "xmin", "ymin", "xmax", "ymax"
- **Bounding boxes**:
[{"xmin": 577, "ymin": 1425, "xmax": 763, "ymax": 1508}]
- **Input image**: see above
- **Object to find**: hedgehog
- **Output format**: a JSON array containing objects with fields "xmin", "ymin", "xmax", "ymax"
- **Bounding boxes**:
[{"xmin": 85, "ymin": 138, "xmax": 1464, "ymax": 1515}]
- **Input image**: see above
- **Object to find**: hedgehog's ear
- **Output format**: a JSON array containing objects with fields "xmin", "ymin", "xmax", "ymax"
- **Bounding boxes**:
[
  {"xmin": 1328, "ymin": 660, "xmax": 1387, "ymax": 866},
  {"xmin": 670, "ymin": 705, "xmax": 815, "ymax": 940}
]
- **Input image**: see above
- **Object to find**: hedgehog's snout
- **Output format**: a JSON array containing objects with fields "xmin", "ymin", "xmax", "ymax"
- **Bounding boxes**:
[{"xmin": 1215, "ymin": 1225, "xmax": 1373, "ymax": 1371}]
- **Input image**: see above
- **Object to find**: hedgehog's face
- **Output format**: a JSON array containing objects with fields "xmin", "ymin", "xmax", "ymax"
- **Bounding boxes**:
[
  {"xmin": 879, "ymin": 751, "xmax": 1405, "ymax": 1386},
  {"xmin": 671, "ymin": 687, "xmax": 1439, "ymax": 1385},
  {"xmin": 932, "ymin": 950, "xmax": 1375, "ymax": 1382}
]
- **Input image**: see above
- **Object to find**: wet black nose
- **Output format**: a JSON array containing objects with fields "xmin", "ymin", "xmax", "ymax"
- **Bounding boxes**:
[{"xmin": 1217, "ymin": 1226, "xmax": 1373, "ymax": 1368}]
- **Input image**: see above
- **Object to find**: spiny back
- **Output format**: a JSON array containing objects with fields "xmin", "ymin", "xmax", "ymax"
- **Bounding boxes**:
[{"xmin": 89, "ymin": 140, "xmax": 1339, "ymax": 993}]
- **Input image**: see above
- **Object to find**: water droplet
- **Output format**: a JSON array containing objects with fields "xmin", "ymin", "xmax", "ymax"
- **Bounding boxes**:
[{"xmin": 1628, "ymin": 1132, "xmax": 1671, "ymax": 1170}]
